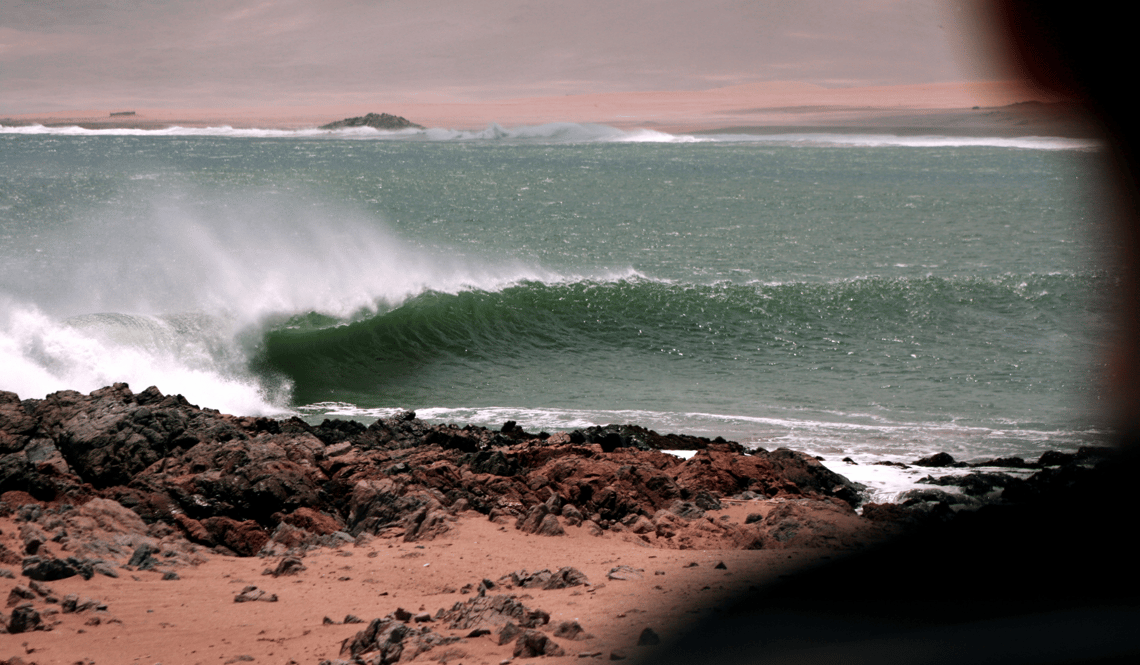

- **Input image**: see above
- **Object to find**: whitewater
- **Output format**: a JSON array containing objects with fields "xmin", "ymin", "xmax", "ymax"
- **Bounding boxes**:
[{"xmin": 0, "ymin": 122, "xmax": 1112, "ymax": 500}]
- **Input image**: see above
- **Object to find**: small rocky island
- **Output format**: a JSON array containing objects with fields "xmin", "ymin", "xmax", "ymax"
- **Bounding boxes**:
[{"xmin": 319, "ymin": 112, "xmax": 424, "ymax": 130}]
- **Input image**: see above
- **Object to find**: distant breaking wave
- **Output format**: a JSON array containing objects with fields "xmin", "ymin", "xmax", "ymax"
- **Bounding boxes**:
[{"xmin": 0, "ymin": 122, "xmax": 1101, "ymax": 149}]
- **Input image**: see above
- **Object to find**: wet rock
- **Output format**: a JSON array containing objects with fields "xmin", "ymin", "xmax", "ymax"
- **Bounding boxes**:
[
  {"xmin": 912, "ymin": 452, "xmax": 965, "ymax": 468},
  {"xmin": 1, "ymin": 384, "xmax": 885, "ymax": 557},
  {"xmin": 898, "ymin": 488, "xmax": 982, "ymax": 509},
  {"xmin": 917, "ymin": 472, "xmax": 1016, "ymax": 496}
]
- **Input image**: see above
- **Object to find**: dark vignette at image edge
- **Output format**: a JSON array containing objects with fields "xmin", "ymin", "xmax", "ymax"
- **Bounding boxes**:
[{"xmin": 644, "ymin": 3, "xmax": 1140, "ymax": 664}]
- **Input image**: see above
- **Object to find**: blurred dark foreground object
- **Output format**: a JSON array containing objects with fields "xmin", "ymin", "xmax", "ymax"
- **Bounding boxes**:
[{"xmin": 644, "ymin": 3, "xmax": 1140, "ymax": 663}]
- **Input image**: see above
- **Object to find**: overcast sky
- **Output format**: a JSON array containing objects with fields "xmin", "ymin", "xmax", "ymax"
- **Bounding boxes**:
[{"xmin": 0, "ymin": 0, "xmax": 1005, "ymax": 114}]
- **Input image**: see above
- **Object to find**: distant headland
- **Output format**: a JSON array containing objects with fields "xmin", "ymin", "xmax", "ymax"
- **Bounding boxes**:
[{"xmin": 319, "ymin": 112, "xmax": 424, "ymax": 130}]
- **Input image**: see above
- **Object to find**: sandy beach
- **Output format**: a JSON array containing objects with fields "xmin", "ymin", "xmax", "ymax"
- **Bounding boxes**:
[
  {"xmin": 2, "ymin": 383, "xmax": 1129, "ymax": 664},
  {"xmin": 1, "ymin": 497, "xmax": 844, "ymax": 665},
  {"xmin": 1, "ymin": 80, "xmax": 1097, "ymax": 138},
  {"xmin": 0, "ymin": 384, "xmax": 896, "ymax": 665}
]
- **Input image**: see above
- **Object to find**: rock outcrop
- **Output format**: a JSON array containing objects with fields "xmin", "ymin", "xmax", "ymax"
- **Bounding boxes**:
[
  {"xmin": 319, "ymin": 113, "xmax": 424, "ymax": 131},
  {"xmin": 0, "ymin": 384, "xmax": 874, "ymax": 556}
]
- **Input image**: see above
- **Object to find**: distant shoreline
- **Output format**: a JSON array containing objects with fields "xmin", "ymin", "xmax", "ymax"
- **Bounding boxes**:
[{"xmin": 0, "ymin": 80, "xmax": 1102, "ymax": 139}]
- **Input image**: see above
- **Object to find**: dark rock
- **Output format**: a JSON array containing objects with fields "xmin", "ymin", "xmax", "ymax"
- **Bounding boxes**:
[
  {"xmin": 898, "ymin": 488, "xmax": 981, "ymax": 509},
  {"xmin": 61, "ymin": 593, "xmax": 79, "ymax": 612},
  {"xmin": 0, "ymin": 383, "xmax": 885, "ymax": 559},
  {"xmin": 439, "ymin": 594, "xmax": 549, "ymax": 630},
  {"xmin": 637, "ymin": 627, "xmax": 662, "ymax": 646},
  {"xmin": 319, "ymin": 113, "xmax": 425, "ymax": 131},
  {"xmin": 1037, "ymin": 450, "xmax": 1076, "ymax": 467},
  {"xmin": 22, "ymin": 556, "xmax": 93, "ymax": 581},
  {"xmin": 714, "ymin": 561, "xmax": 727, "ymax": 570},
  {"xmin": 498, "ymin": 621, "xmax": 522, "ymax": 645},
  {"xmin": 534, "ymin": 514, "xmax": 566, "ymax": 536},
  {"xmin": 912, "ymin": 452, "xmax": 965, "ymax": 467},
  {"xmin": 553, "ymin": 619, "xmax": 590, "ymax": 640},
  {"xmin": 970, "ymin": 456, "xmax": 1032, "ymax": 469},
  {"xmin": 6, "ymin": 585, "xmax": 34, "ymax": 606},
  {"xmin": 339, "ymin": 612, "xmax": 458, "ymax": 663},
  {"xmin": 6, "ymin": 602, "xmax": 43, "ymax": 633},
  {"xmin": 127, "ymin": 543, "xmax": 159, "ymax": 570},
  {"xmin": 233, "ymin": 585, "xmax": 277, "ymax": 603},
  {"xmin": 607, "ymin": 565, "xmax": 644, "ymax": 581},
  {"xmin": 561, "ymin": 503, "xmax": 584, "ymax": 526},
  {"xmin": 668, "ymin": 501, "xmax": 706, "ymax": 520},
  {"xmin": 545, "ymin": 566, "xmax": 589, "ymax": 589},
  {"xmin": 514, "ymin": 629, "xmax": 565, "ymax": 658},
  {"xmin": 917, "ymin": 472, "xmax": 1016, "ymax": 496},
  {"xmin": 267, "ymin": 556, "xmax": 307, "ymax": 577},
  {"xmin": 27, "ymin": 580, "xmax": 53, "ymax": 598},
  {"xmin": 393, "ymin": 607, "xmax": 413, "ymax": 621}
]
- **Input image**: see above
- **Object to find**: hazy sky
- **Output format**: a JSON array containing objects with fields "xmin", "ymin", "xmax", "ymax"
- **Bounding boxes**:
[{"xmin": 1, "ymin": 0, "xmax": 1004, "ymax": 114}]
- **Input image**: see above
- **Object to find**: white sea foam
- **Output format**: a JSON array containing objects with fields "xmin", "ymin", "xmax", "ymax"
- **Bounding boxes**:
[
  {"xmin": 0, "ymin": 300, "xmax": 288, "ymax": 415},
  {"xmin": 0, "ymin": 123, "xmax": 1100, "ymax": 150},
  {"xmin": 0, "ymin": 181, "xmax": 648, "ymax": 414},
  {"xmin": 295, "ymin": 402, "xmax": 1092, "ymax": 456}
]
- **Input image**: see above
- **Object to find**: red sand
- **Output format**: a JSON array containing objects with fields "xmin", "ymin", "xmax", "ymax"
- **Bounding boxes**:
[{"xmin": 1, "ymin": 499, "xmax": 846, "ymax": 664}]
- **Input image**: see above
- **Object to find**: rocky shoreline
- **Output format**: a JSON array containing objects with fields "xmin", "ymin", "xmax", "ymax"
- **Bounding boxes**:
[{"xmin": 0, "ymin": 384, "xmax": 1128, "ymax": 663}]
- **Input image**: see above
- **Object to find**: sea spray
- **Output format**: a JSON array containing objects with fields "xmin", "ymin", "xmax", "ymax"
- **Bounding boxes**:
[{"xmin": 0, "ymin": 131, "xmax": 1109, "ymax": 466}]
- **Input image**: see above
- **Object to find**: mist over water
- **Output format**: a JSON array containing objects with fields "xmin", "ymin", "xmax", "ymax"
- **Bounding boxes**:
[
  {"xmin": 0, "ymin": 168, "xmax": 567, "ymax": 414},
  {"xmin": 0, "ymin": 126, "xmax": 1114, "ymax": 490}
]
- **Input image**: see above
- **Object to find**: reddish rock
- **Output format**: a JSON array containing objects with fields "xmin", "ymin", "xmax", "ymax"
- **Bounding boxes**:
[
  {"xmin": 280, "ymin": 507, "xmax": 343, "ymax": 535},
  {"xmin": 201, "ymin": 516, "xmax": 269, "ymax": 556}
]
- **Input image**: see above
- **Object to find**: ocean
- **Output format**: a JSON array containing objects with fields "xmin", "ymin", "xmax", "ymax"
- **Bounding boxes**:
[{"xmin": 0, "ymin": 122, "xmax": 1110, "ymax": 500}]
